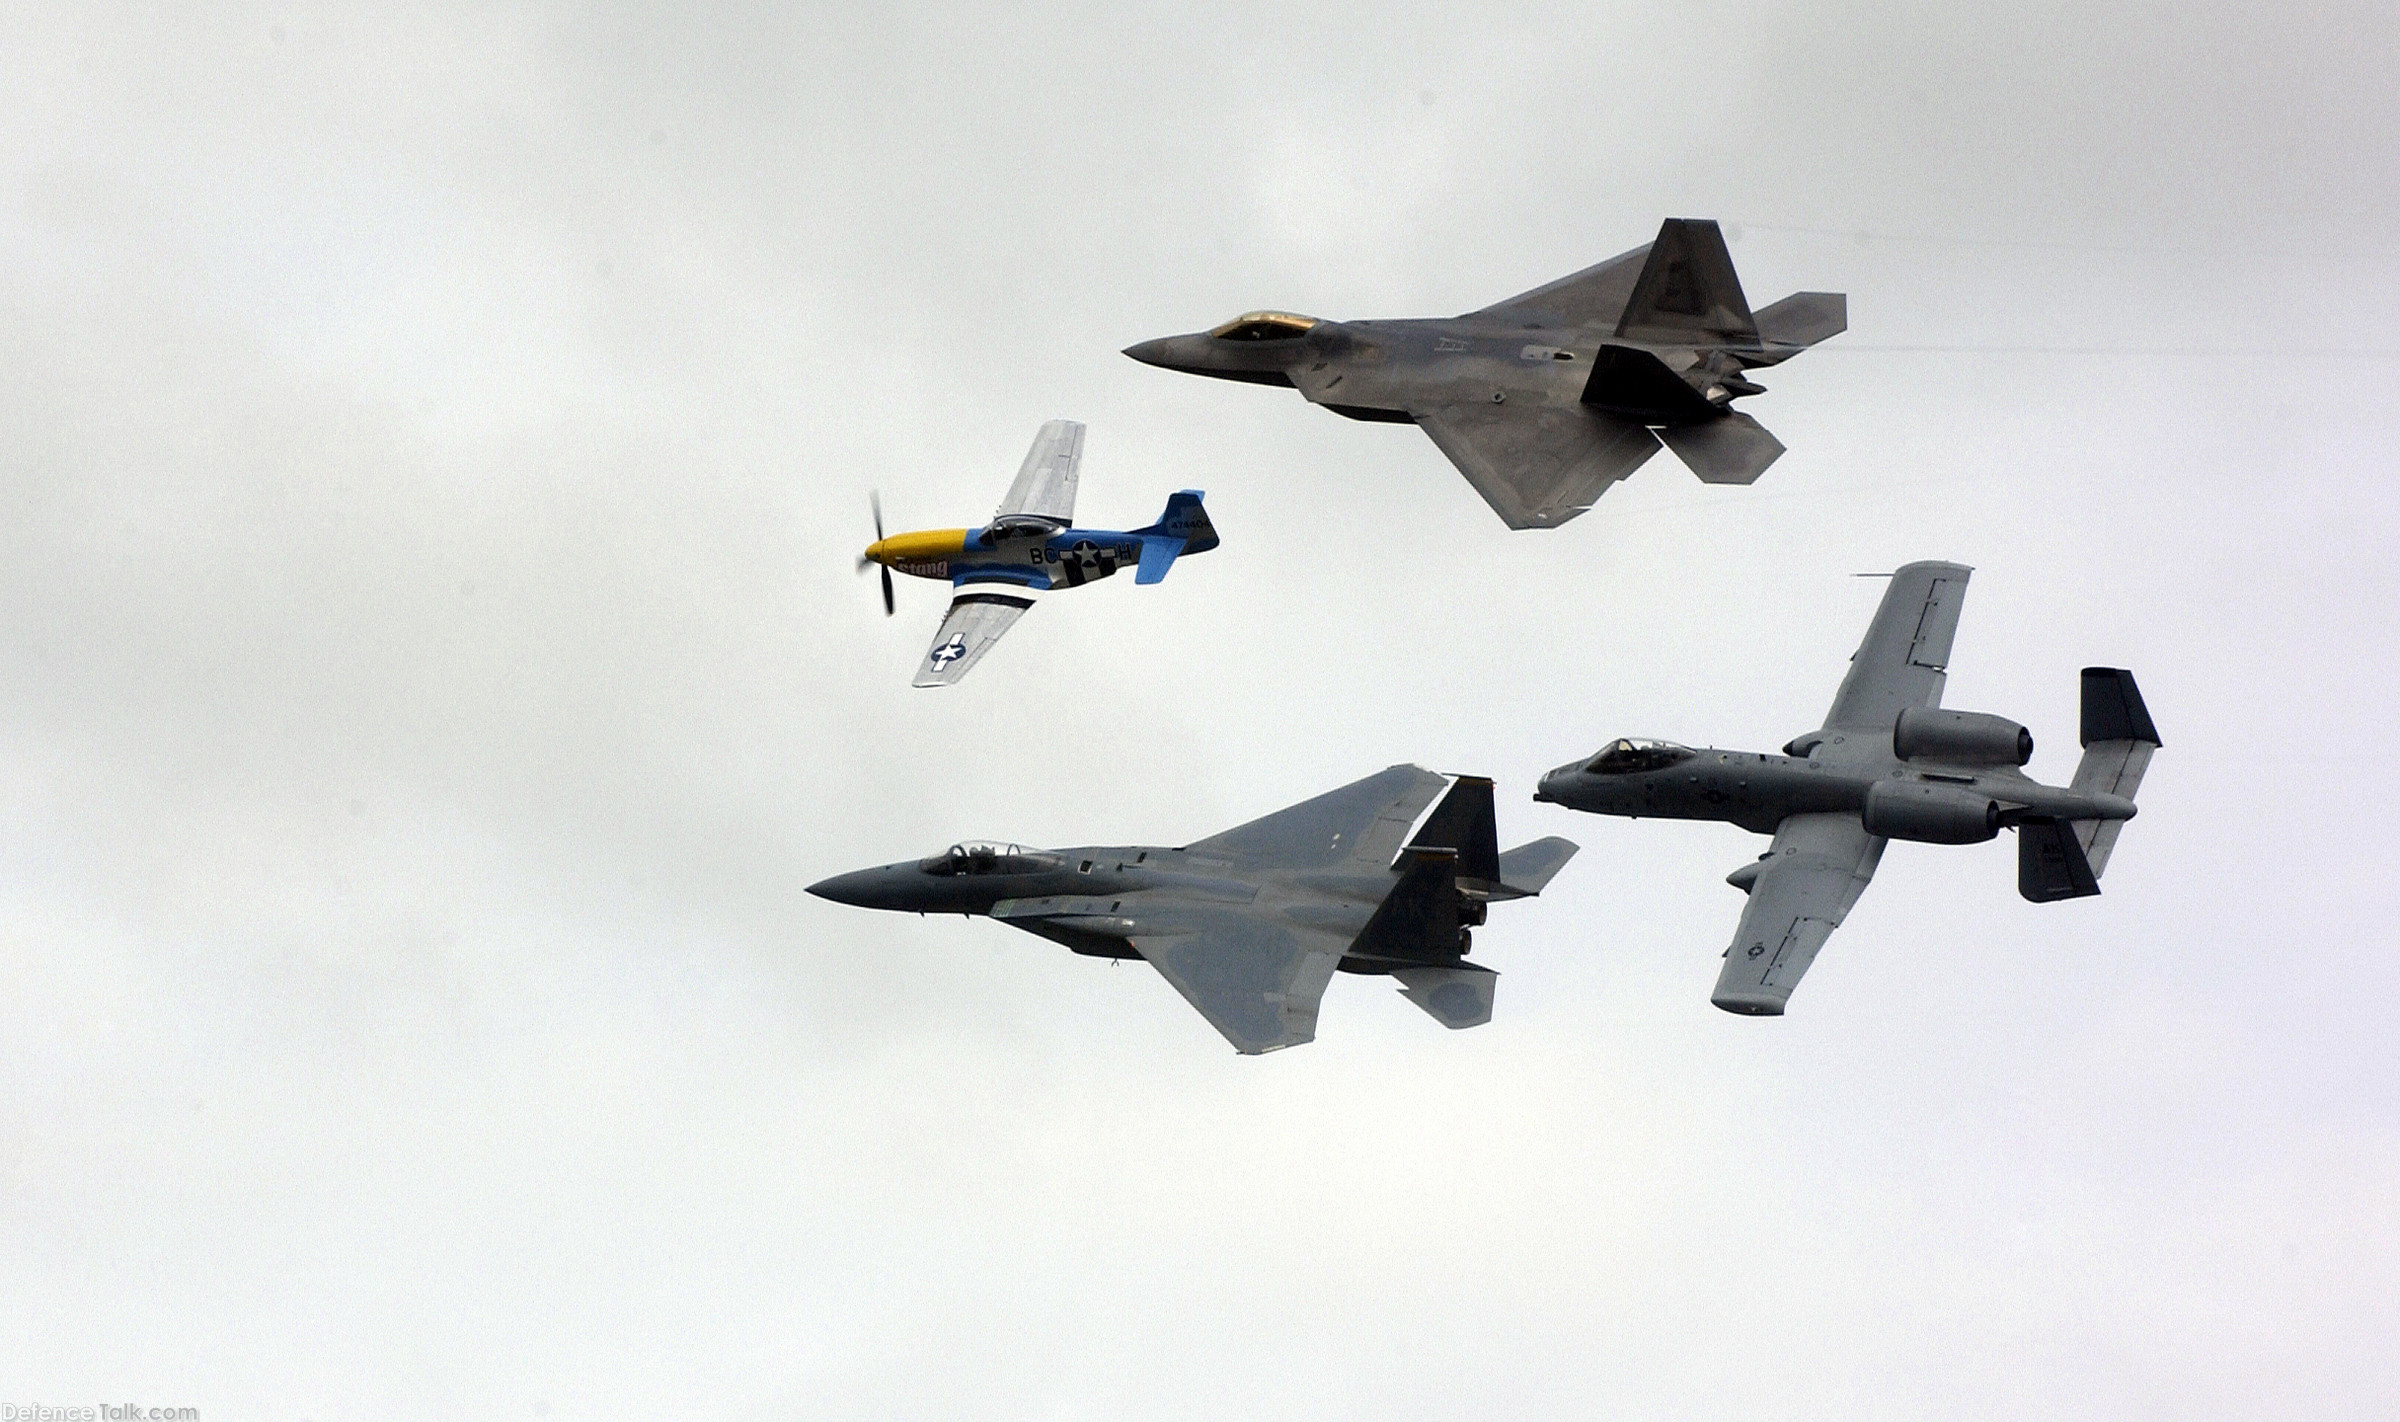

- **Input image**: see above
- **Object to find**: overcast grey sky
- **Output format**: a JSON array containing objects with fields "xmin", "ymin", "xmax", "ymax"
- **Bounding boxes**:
[{"xmin": 3, "ymin": 4, "xmax": 2396, "ymax": 1418}]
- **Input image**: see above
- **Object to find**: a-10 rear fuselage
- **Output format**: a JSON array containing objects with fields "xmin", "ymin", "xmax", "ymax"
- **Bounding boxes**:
[{"xmin": 1535, "ymin": 736, "xmax": 2135, "ymax": 840}]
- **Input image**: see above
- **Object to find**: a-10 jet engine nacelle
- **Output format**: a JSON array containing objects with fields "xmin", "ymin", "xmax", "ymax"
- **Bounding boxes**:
[
  {"xmin": 1860, "ymin": 780, "xmax": 2003, "ymax": 844},
  {"xmin": 1892, "ymin": 707, "xmax": 2034, "ymax": 766}
]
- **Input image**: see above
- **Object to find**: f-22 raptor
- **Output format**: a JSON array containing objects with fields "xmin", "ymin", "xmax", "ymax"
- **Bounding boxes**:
[
  {"xmin": 1535, "ymin": 562, "xmax": 2162, "ymax": 1015},
  {"xmin": 809, "ymin": 766, "xmax": 1578, "ymax": 1053},
  {"xmin": 1125, "ymin": 218, "xmax": 1844, "ymax": 530}
]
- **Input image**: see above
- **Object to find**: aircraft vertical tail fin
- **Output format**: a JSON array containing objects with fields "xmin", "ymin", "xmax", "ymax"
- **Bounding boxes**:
[
  {"xmin": 1614, "ymin": 218, "xmax": 1759, "ymax": 344},
  {"xmin": 1131, "ymin": 489, "xmax": 1217, "ymax": 584},
  {"xmin": 1351, "ymin": 846, "xmax": 1463, "ymax": 963},
  {"xmin": 2018, "ymin": 818, "xmax": 2101, "ymax": 902},
  {"xmin": 1353, "ymin": 846, "xmax": 1500, "ymax": 1032},
  {"xmin": 2065, "ymin": 667, "xmax": 2161, "ymax": 881},
  {"xmin": 1404, "ymin": 776, "xmax": 1501, "ymax": 884}
]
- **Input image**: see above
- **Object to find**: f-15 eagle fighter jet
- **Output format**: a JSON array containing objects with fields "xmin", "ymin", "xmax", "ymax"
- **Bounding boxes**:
[
  {"xmin": 1535, "ymin": 562, "xmax": 2162, "ymax": 1015},
  {"xmin": 809, "ymin": 766, "xmax": 1578, "ymax": 1054},
  {"xmin": 859, "ymin": 420, "xmax": 1217, "ymax": 686},
  {"xmin": 1124, "ymin": 218, "xmax": 1843, "ymax": 529}
]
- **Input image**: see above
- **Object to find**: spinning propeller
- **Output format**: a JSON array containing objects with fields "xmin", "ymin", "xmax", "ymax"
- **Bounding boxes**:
[{"xmin": 858, "ymin": 491, "xmax": 894, "ymax": 616}]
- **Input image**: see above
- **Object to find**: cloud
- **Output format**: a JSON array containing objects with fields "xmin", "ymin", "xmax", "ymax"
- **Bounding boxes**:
[{"xmin": 0, "ymin": 2, "xmax": 2394, "ymax": 1416}]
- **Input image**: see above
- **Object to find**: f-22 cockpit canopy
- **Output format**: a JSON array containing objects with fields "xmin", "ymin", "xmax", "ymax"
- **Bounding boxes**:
[
  {"xmin": 1585, "ymin": 738, "xmax": 1695, "ymax": 775},
  {"xmin": 1208, "ymin": 311, "xmax": 1319, "ymax": 342},
  {"xmin": 920, "ymin": 841, "xmax": 1063, "ymax": 877}
]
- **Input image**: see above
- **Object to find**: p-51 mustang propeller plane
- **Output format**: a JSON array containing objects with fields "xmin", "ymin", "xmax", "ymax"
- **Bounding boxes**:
[
  {"xmin": 1535, "ymin": 561, "xmax": 2162, "ymax": 1015},
  {"xmin": 860, "ymin": 419, "xmax": 1218, "ymax": 686}
]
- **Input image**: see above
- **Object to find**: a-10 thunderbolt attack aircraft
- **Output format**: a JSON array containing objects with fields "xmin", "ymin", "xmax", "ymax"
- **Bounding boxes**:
[
  {"xmin": 1123, "ymin": 218, "xmax": 1843, "ymax": 530},
  {"xmin": 809, "ymin": 766, "xmax": 1579, "ymax": 1054},
  {"xmin": 1534, "ymin": 562, "xmax": 2162, "ymax": 1016},
  {"xmin": 859, "ymin": 419, "xmax": 1218, "ymax": 686}
]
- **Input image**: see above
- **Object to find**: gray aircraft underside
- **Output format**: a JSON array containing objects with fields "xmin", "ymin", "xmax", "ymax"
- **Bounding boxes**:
[
  {"xmin": 1124, "ymin": 217, "xmax": 1845, "ymax": 529},
  {"xmin": 1534, "ymin": 561, "xmax": 2163, "ymax": 1015},
  {"xmin": 809, "ymin": 766, "xmax": 1578, "ymax": 1054}
]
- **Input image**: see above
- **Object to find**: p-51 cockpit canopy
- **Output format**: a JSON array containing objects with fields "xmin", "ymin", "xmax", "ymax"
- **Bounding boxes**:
[
  {"xmin": 1585, "ymin": 738, "xmax": 1695, "ymax": 775},
  {"xmin": 920, "ymin": 841, "xmax": 1063, "ymax": 877},
  {"xmin": 1208, "ymin": 311, "xmax": 1319, "ymax": 342}
]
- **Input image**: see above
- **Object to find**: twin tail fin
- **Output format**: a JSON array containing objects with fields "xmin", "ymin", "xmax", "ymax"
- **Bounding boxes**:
[{"xmin": 2019, "ymin": 668, "xmax": 2162, "ymax": 901}]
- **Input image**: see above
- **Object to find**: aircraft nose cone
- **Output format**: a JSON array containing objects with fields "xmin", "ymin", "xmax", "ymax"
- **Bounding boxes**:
[
  {"xmin": 808, "ymin": 867, "xmax": 900, "ymax": 909},
  {"xmin": 1534, "ymin": 763, "xmax": 1583, "ymax": 804},
  {"xmin": 1121, "ymin": 335, "xmax": 1181, "ymax": 369}
]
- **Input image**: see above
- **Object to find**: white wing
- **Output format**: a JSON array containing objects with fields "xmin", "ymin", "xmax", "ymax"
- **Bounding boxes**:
[
  {"xmin": 1471, "ymin": 240, "xmax": 1653, "ymax": 327},
  {"xmin": 994, "ymin": 419, "xmax": 1084, "ymax": 525},
  {"xmin": 913, "ymin": 587, "xmax": 1035, "ymax": 688},
  {"xmin": 1129, "ymin": 911, "xmax": 1352, "ymax": 1055},
  {"xmin": 1412, "ymin": 401, "xmax": 1661, "ymax": 529},
  {"xmin": 1711, "ymin": 813, "xmax": 1887, "ymax": 1015},
  {"xmin": 1821, "ymin": 561, "xmax": 1973, "ymax": 732}
]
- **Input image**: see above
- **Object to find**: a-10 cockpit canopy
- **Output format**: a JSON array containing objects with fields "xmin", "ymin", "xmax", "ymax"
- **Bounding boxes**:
[
  {"xmin": 1208, "ymin": 311, "xmax": 1319, "ymax": 342},
  {"xmin": 1585, "ymin": 738, "xmax": 1696, "ymax": 775},
  {"xmin": 920, "ymin": 841, "xmax": 1064, "ymax": 877}
]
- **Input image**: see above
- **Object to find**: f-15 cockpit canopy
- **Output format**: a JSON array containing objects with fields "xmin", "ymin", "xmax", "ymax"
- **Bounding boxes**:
[
  {"xmin": 1208, "ymin": 311, "xmax": 1319, "ymax": 342},
  {"xmin": 920, "ymin": 841, "xmax": 1062, "ymax": 877},
  {"xmin": 1586, "ymin": 738, "xmax": 1696, "ymax": 775}
]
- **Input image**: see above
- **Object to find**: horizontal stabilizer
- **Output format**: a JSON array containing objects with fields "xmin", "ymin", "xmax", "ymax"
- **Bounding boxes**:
[
  {"xmin": 1391, "ymin": 964, "xmax": 1498, "ymax": 1030},
  {"xmin": 1134, "ymin": 535, "xmax": 1183, "ymax": 584},
  {"xmin": 1494, "ymin": 837, "xmax": 1579, "ymax": 900},
  {"xmin": 1752, "ymin": 291, "xmax": 1848, "ymax": 350},
  {"xmin": 1657, "ymin": 411, "xmax": 1786, "ymax": 485},
  {"xmin": 1615, "ymin": 218, "xmax": 1758, "ymax": 344},
  {"xmin": 2019, "ymin": 818, "xmax": 2101, "ymax": 902}
]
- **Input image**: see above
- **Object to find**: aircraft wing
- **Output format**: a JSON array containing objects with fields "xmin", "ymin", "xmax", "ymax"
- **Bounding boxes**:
[
  {"xmin": 1128, "ymin": 910, "xmax": 1353, "ymax": 1055},
  {"xmin": 993, "ymin": 419, "xmax": 1083, "ymax": 524},
  {"xmin": 1470, "ymin": 240, "xmax": 1653, "ymax": 327},
  {"xmin": 1472, "ymin": 220, "xmax": 1757, "ymax": 343},
  {"xmin": 1711, "ymin": 813, "xmax": 1888, "ymax": 1015},
  {"xmin": 1413, "ymin": 401, "xmax": 1663, "ymax": 529},
  {"xmin": 1185, "ymin": 763, "xmax": 1451, "ymax": 871},
  {"xmin": 912, "ymin": 587, "xmax": 1034, "ymax": 688},
  {"xmin": 1820, "ymin": 561, "xmax": 1974, "ymax": 732}
]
